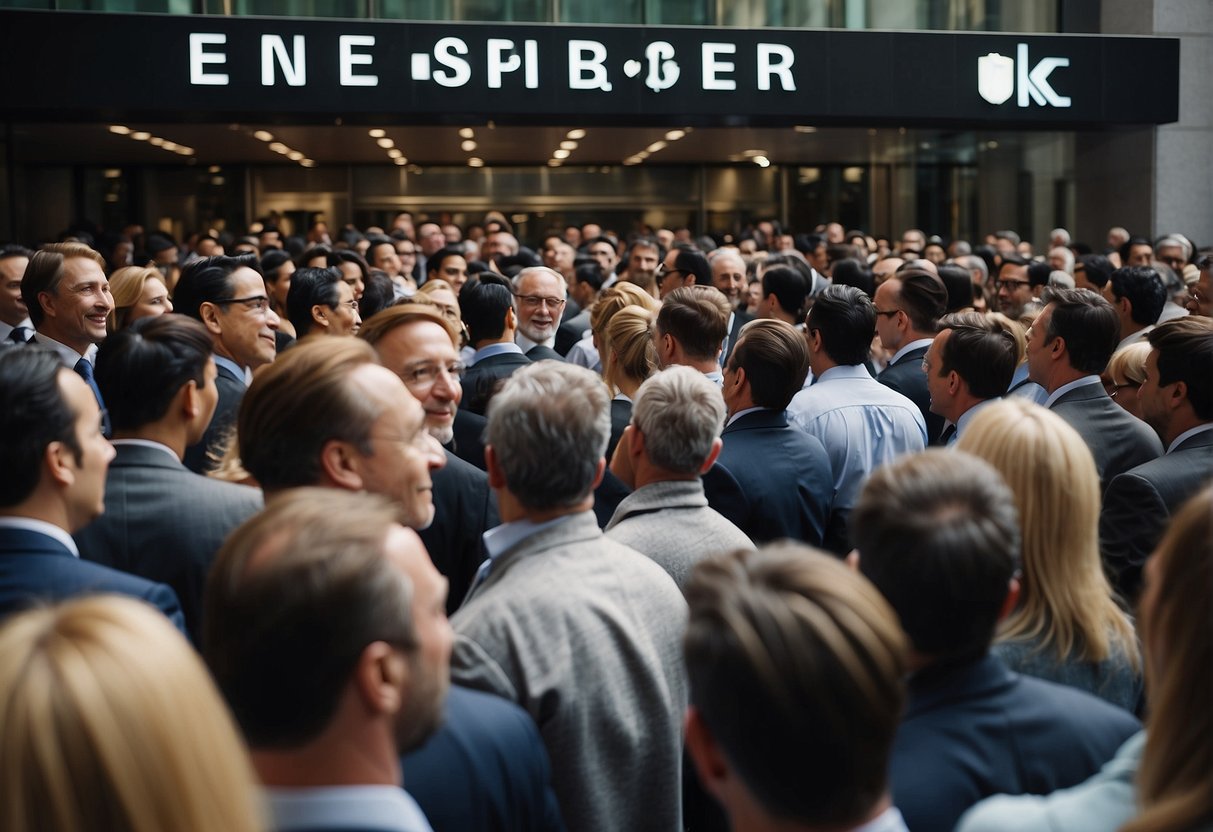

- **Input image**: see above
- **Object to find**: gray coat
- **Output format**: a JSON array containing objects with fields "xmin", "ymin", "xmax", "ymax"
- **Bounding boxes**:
[
  {"xmin": 605, "ymin": 478, "xmax": 754, "ymax": 592},
  {"xmin": 450, "ymin": 511, "xmax": 688, "ymax": 832}
]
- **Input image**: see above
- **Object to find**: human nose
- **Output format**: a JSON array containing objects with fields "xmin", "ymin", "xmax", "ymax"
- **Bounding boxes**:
[
  {"xmin": 424, "ymin": 434, "xmax": 446, "ymax": 470},
  {"xmin": 266, "ymin": 307, "xmax": 281, "ymax": 330}
]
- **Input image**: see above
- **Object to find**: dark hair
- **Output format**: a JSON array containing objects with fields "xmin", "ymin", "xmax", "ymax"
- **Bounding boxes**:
[
  {"xmin": 20, "ymin": 243, "xmax": 107, "ymax": 328},
  {"xmin": 260, "ymin": 249, "xmax": 293, "ymax": 285},
  {"xmin": 807, "ymin": 284, "xmax": 874, "ymax": 366},
  {"xmin": 0, "ymin": 347, "xmax": 81, "ymax": 507},
  {"xmin": 0, "ymin": 243, "xmax": 33, "ymax": 261},
  {"xmin": 94, "ymin": 315, "xmax": 214, "ymax": 432},
  {"xmin": 831, "ymin": 259, "xmax": 875, "ymax": 297},
  {"xmin": 460, "ymin": 274, "xmax": 515, "ymax": 344},
  {"xmin": 173, "ymin": 254, "xmax": 261, "ymax": 321},
  {"xmin": 1107, "ymin": 266, "xmax": 1168, "ymax": 327},
  {"xmin": 1026, "ymin": 261, "xmax": 1053, "ymax": 289},
  {"xmin": 327, "ymin": 249, "xmax": 370, "ymax": 281},
  {"xmin": 1118, "ymin": 236, "xmax": 1153, "ymax": 264},
  {"xmin": 937, "ymin": 264, "xmax": 974, "ymax": 312},
  {"xmin": 672, "ymin": 246, "xmax": 712, "ymax": 286},
  {"xmin": 936, "ymin": 312, "xmax": 1018, "ymax": 399},
  {"xmin": 1042, "ymin": 287, "xmax": 1120, "ymax": 375},
  {"xmin": 359, "ymin": 271, "xmax": 397, "ymax": 322},
  {"xmin": 729, "ymin": 319, "xmax": 810, "ymax": 409},
  {"xmin": 996, "ymin": 253, "xmax": 1029, "ymax": 277},
  {"xmin": 625, "ymin": 236, "xmax": 665, "ymax": 265},
  {"xmin": 426, "ymin": 246, "xmax": 466, "ymax": 277},
  {"xmin": 656, "ymin": 286, "xmax": 730, "ymax": 362},
  {"xmin": 300, "ymin": 243, "xmax": 332, "ymax": 266},
  {"xmin": 854, "ymin": 450, "xmax": 1020, "ymax": 660},
  {"xmin": 1150, "ymin": 317, "xmax": 1213, "ymax": 421},
  {"xmin": 892, "ymin": 268, "xmax": 947, "ymax": 332},
  {"xmin": 1076, "ymin": 254, "xmax": 1114, "ymax": 289},
  {"xmin": 574, "ymin": 262, "xmax": 606, "ymax": 293},
  {"xmin": 286, "ymin": 267, "xmax": 343, "ymax": 337},
  {"xmin": 761, "ymin": 266, "xmax": 809, "ymax": 319}
]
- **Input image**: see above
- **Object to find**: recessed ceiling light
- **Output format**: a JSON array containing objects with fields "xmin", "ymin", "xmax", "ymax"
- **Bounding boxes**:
[
  {"xmin": 664, "ymin": 130, "xmax": 685, "ymax": 141},
  {"xmin": 130, "ymin": 132, "xmax": 150, "ymax": 141},
  {"xmin": 376, "ymin": 137, "xmax": 394, "ymax": 148},
  {"xmin": 300, "ymin": 159, "xmax": 316, "ymax": 167},
  {"xmin": 559, "ymin": 140, "xmax": 577, "ymax": 150},
  {"xmin": 288, "ymin": 150, "xmax": 304, "ymax": 161},
  {"xmin": 753, "ymin": 156, "xmax": 771, "ymax": 167},
  {"xmin": 268, "ymin": 142, "xmax": 288, "ymax": 153},
  {"xmin": 108, "ymin": 125, "xmax": 131, "ymax": 135},
  {"xmin": 742, "ymin": 149, "xmax": 767, "ymax": 158},
  {"xmin": 148, "ymin": 137, "xmax": 165, "ymax": 147},
  {"xmin": 162, "ymin": 141, "xmax": 179, "ymax": 152},
  {"xmin": 368, "ymin": 128, "xmax": 386, "ymax": 138},
  {"xmin": 461, "ymin": 140, "xmax": 477, "ymax": 152},
  {"xmin": 394, "ymin": 158, "xmax": 407, "ymax": 166},
  {"xmin": 253, "ymin": 130, "xmax": 274, "ymax": 142},
  {"xmin": 646, "ymin": 141, "xmax": 667, "ymax": 153},
  {"xmin": 387, "ymin": 148, "xmax": 403, "ymax": 159},
  {"xmin": 548, "ymin": 159, "xmax": 562, "ymax": 167},
  {"xmin": 459, "ymin": 128, "xmax": 475, "ymax": 139},
  {"xmin": 176, "ymin": 147, "xmax": 195, "ymax": 156},
  {"xmin": 566, "ymin": 129, "xmax": 587, "ymax": 140},
  {"xmin": 208, "ymin": 165, "xmax": 221, "ymax": 173},
  {"xmin": 553, "ymin": 149, "xmax": 571, "ymax": 159},
  {"xmin": 468, "ymin": 157, "xmax": 484, "ymax": 167},
  {"xmin": 794, "ymin": 125, "xmax": 818, "ymax": 133}
]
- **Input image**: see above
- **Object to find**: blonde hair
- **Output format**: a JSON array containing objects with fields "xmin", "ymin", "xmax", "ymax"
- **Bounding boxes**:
[
  {"xmin": 1105, "ymin": 341, "xmax": 1150, "ymax": 386},
  {"xmin": 590, "ymin": 281, "xmax": 660, "ymax": 340},
  {"xmin": 986, "ymin": 311, "xmax": 1027, "ymax": 363},
  {"xmin": 107, "ymin": 266, "xmax": 166, "ymax": 333},
  {"xmin": 1121, "ymin": 488, "xmax": 1213, "ymax": 832},
  {"xmin": 602, "ymin": 305, "xmax": 657, "ymax": 396},
  {"xmin": 956, "ymin": 398, "xmax": 1139, "ymax": 670},
  {"xmin": 0, "ymin": 596, "xmax": 263, "ymax": 832}
]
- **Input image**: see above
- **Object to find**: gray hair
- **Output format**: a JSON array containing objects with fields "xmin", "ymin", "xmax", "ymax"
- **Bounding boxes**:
[
  {"xmin": 631, "ymin": 366, "xmax": 726, "ymax": 475},
  {"xmin": 512, "ymin": 266, "xmax": 568, "ymax": 298},
  {"xmin": 1049, "ymin": 246, "xmax": 1075, "ymax": 274},
  {"xmin": 1050, "ymin": 228, "xmax": 1071, "ymax": 247},
  {"xmin": 958, "ymin": 254, "xmax": 988, "ymax": 283},
  {"xmin": 1155, "ymin": 234, "xmax": 1193, "ymax": 263},
  {"xmin": 486, "ymin": 362, "xmax": 610, "ymax": 509}
]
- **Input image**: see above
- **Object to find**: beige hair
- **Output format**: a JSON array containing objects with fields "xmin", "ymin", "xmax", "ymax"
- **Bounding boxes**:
[
  {"xmin": 590, "ymin": 281, "xmax": 660, "ymax": 340},
  {"xmin": 602, "ymin": 304, "xmax": 656, "ymax": 396},
  {"xmin": 0, "ymin": 596, "xmax": 262, "ymax": 832},
  {"xmin": 956, "ymin": 399, "xmax": 1140, "ymax": 670},
  {"xmin": 986, "ymin": 311, "xmax": 1027, "ymax": 363},
  {"xmin": 1122, "ymin": 487, "xmax": 1213, "ymax": 832},
  {"xmin": 1105, "ymin": 341, "xmax": 1150, "ymax": 386},
  {"xmin": 107, "ymin": 266, "xmax": 166, "ymax": 333}
]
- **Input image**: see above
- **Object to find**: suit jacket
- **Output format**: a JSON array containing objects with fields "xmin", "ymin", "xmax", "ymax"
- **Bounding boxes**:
[
  {"xmin": 402, "ymin": 685, "xmax": 565, "ymax": 832},
  {"xmin": 524, "ymin": 344, "xmax": 564, "ymax": 363},
  {"xmin": 721, "ymin": 308, "xmax": 754, "ymax": 367},
  {"xmin": 716, "ymin": 409, "xmax": 833, "ymax": 545},
  {"xmin": 420, "ymin": 450, "xmax": 498, "ymax": 615},
  {"xmin": 0, "ymin": 526, "xmax": 186, "ymax": 633},
  {"xmin": 461, "ymin": 352, "xmax": 531, "ymax": 416},
  {"xmin": 451, "ymin": 409, "xmax": 488, "ymax": 471},
  {"xmin": 606, "ymin": 398, "xmax": 632, "ymax": 463},
  {"xmin": 1048, "ymin": 383, "xmax": 1163, "ymax": 494},
  {"xmin": 451, "ymin": 511, "xmax": 687, "ymax": 832},
  {"xmin": 73, "ymin": 443, "xmax": 262, "ymax": 642},
  {"xmin": 878, "ymin": 345, "xmax": 945, "ymax": 444},
  {"xmin": 183, "ymin": 362, "xmax": 246, "ymax": 473},
  {"xmin": 555, "ymin": 311, "xmax": 591, "ymax": 356},
  {"xmin": 891, "ymin": 654, "xmax": 1140, "ymax": 832},
  {"xmin": 1099, "ymin": 427, "xmax": 1213, "ymax": 600}
]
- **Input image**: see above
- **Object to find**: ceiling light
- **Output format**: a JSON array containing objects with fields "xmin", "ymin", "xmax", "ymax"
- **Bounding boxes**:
[
  {"xmin": 376, "ymin": 137, "xmax": 394, "ymax": 149},
  {"xmin": 387, "ymin": 148, "xmax": 403, "ymax": 159},
  {"xmin": 742, "ymin": 149, "xmax": 766, "ymax": 158},
  {"xmin": 560, "ymin": 140, "xmax": 577, "ymax": 150},
  {"xmin": 108, "ymin": 125, "xmax": 131, "ymax": 135},
  {"xmin": 208, "ymin": 165, "xmax": 222, "ymax": 173},
  {"xmin": 461, "ymin": 140, "xmax": 477, "ymax": 152},
  {"xmin": 664, "ymin": 130, "xmax": 685, "ymax": 141},
  {"xmin": 368, "ymin": 128, "xmax": 386, "ymax": 138},
  {"xmin": 394, "ymin": 158, "xmax": 407, "ymax": 166},
  {"xmin": 646, "ymin": 141, "xmax": 667, "ymax": 153},
  {"xmin": 566, "ymin": 128, "xmax": 587, "ymax": 139},
  {"xmin": 637, "ymin": 150, "xmax": 651, "ymax": 159},
  {"xmin": 548, "ymin": 159, "xmax": 562, "ymax": 167},
  {"xmin": 468, "ymin": 157, "xmax": 484, "ymax": 167},
  {"xmin": 253, "ymin": 130, "xmax": 274, "ymax": 142},
  {"xmin": 176, "ymin": 147, "xmax": 195, "ymax": 156},
  {"xmin": 753, "ymin": 156, "xmax": 771, "ymax": 167},
  {"xmin": 130, "ymin": 131, "xmax": 150, "ymax": 141},
  {"xmin": 162, "ymin": 141, "xmax": 179, "ymax": 152},
  {"xmin": 553, "ymin": 149, "xmax": 571, "ymax": 159},
  {"xmin": 288, "ymin": 150, "xmax": 304, "ymax": 161},
  {"xmin": 148, "ymin": 136, "xmax": 165, "ymax": 146},
  {"xmin": 459, "ymin": 128, "xmax": 475, "ymax": 139},
  {"xmin": 300, "ymin": 159, "xmax": 316, "ymax": 167},
  {"xmin": 794, "ymin": 125, "xmax": 818, "ymax": 133},
  {"xmin": 268, "ymin": 142, "xmax": 287, "ymax": 153}
]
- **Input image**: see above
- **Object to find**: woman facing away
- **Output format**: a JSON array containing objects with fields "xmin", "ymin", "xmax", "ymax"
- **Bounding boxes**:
[
  {"xmin": 601, "ymin": 303, "xmax": 660, "ymax": 462},
  {"xmin": 957, "ymin": 398, "xmax": 1142, "ymax": 712},
  {"xmin": 0, "ymin": 596, "xmax": 264, "ymax": 832}
]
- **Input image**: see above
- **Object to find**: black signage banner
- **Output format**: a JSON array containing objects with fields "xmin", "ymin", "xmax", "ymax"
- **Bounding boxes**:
[{"xmin": 0, "ymin": 10, "xmax": 1179, "ymax": 128}]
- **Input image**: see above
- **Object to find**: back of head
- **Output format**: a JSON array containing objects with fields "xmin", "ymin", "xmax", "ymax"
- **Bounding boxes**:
[
  {"xmin": 0, "ymin": 596, "xmax": 260, "ymax": 832},
  {"xmin": 591, "ymin": 281, "xmax": 660, "ymax": 338},
  {"xmin": 760, "ymin": 265, "xmax": 808, "ymax": 319},
  {"xmin": 936, "ymin": 311, "xmax": 1017, "ymax": 398},
  {"xmin": 853, "ymin": 449, "xmax": 1020, "ymax": 661},
  {"xmin": 238, "ymin": 337, "xmax": 381, "ymax": 491},
  {"xmin": 831, "ymin": 258, "xmax": 875, "ymax": 297},
  {"xmin": 673, "ymin": 246, "xmax": 712, "ymax": 286},
  {"xmin": 359, "ymin": 271, "xmax": 397, "ymax": 321},
  {"xmin": 486, "ymin": 362, "xmax": 609, "ymax": 510},
  {"xmin": 1108, "ymin": 266, "xmax": 1167, "ymax": 326},
  {"xmin": 20, "ymin": 242, "xmax": 107, "ymax": 328},
  {"xmin": 730, "ymin": 318, "xmax": 810, "ymax": 408},
  {"xmin": 894, "ymin": 268, "xmax": 948, "ymax": 332},
  {"xmin": 173, "ymin": 254, "xmax": 261, "ymax": 320},
  {"xmin": 0, "ymin": 347, "xmax": 78, "ymax": 509},
  {"xmin": 656, "ymin": 286, "xmax": 730, "ymax": 361},
  {"xmin": 286, "ymin": 266, "xmax": 342, "ymax": 337},
  {"xmin": 937, "ymin": 264, "xmax": 974, "ymax": 312},
  {"xmin": 203, "ymin": 489, "xmax": 415, "ymax": 749},
  {"xmin": 1042, "ymin": 287, "xmax": 1120, "ymax": 375},
  {"xmin": 603, "ymin": 304, "xmax": 656, "ymax": 393},
  {"xmin": 632, "ymin": 366, "xmax": 725, "ymax": 474},
  {"xmin": 460, "ymin": 274, "xmax": 514, "ymax": 344},
  {"xmin": 1149, "ymin": 316, "xmax": 1213, "ymax": 421},
  {"xmin": 684, "ymin": 544, "xmax": 907, "ymax": 826},
  {"xmin": 95, "ymin": 315, "xmax": 214, "ymax": 433},
  {"xmin": 1077, "ymin": 254, "xmax": 1114, "ymax": 289},
  {"xmin": 807, "ymin": 283, "xmax": 875, "ymax": 366}
]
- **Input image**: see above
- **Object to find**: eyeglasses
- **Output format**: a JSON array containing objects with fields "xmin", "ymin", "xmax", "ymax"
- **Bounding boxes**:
[
  {"xmin": 514, "ymin": 294, "xmax": 566, "ymax": 310},
  {"xmin": 996, "ymin": 279, "xmax": 1031, "ymax": 290},
  {"xmin": 215, "ymin": 295, "xmax": 271, "ymax": 314},
  {"xmin": 655, "ymin": 264, "xmax": 685, "ymax": 281},
  {"xmin": 336, "ymin": 299, "xmax": 360, "ymax": 312},
  {"xmin": 873, "ymin": 308, "xmax": 901, "ymax": 318},
  {"xmin": 402, "ymin": 361, "xmax": 465, "ymax": 387},
  {"xmin": 1104, "ymin": 381, "xmax": 1140, "ymax": 399}
]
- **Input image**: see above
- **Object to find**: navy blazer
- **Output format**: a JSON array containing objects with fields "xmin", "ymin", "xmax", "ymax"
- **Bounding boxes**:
[
  {"xmin": 451, "ymin": 409, "xmax": 488, "ymax": 472},
  {"xmin": 878, "ymin": 345, "xmax": 945, "ymax": 445},
  {"xmin": 716, "ymin": 409, "xmax": 832, "ymax": 545},
  {"xmin": 525, "ymin": 344, "xmax": 565, "ymax": 363},
  {"xmin": 461, "ymin": 352, "xmax": 531, "ymax": 416},
  {"xmin": 184, "ymin": 362, "xmax": 246, "ymax": 473},
  {"xmin": 891, "ymin": 654, "xmax": 1141, "ymax": 832},
  {"xmin": 1100, "ymin": 428, "xmax": 1213, "ymax": 601},
  {"xmin": 402, "ymin": 685, "xmax": 565, "ymax": 832},
  {"xmin": 421, "ymin": 450, "xmax": 499, "ymax": 616},
  {"xmin": 1049, "ymin": 383, "xmax": 1163, "ymax": 495},
  {"xmin": 0, "ymin": 527, "xmax": 186, "ymax": 633}
]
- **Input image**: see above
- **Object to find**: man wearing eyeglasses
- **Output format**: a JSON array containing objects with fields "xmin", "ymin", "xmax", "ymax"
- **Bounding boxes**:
[
  {"xmin": 994, "ymin": 254, "xmax": 1040, "ymax": 319},
  {"xmin": 173, "ymin": 254, "xmax": 280, "ymax": 473},
  {"xmin": 1184, "ymin": 257, "xmax": 1211, "ymax": 318},
  {"xmin": 512, "ymin": 267, "xmax": 568, "ymax": 362}
]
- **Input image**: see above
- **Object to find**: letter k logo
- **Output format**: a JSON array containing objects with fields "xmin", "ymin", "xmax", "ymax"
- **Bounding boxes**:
[{"xmin": 1016, "ymin": 43, "xmax": 1071, "ymax": 108}]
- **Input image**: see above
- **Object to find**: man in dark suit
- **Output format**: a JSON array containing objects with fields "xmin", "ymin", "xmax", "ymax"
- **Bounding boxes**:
[
  {"xmin": 1101, "ymin": 316, "xmax": 1213, "ymax": 599},
  {"xmin": 924, "ymin": 312, "xmax": 1018, "ymax": 446},
  {"xmin": 73, "ymin": 315, "xmax": 262, "ymax": 642},
  {"xmin": 711, "ymin": 248, "xmax": 754, "ymax": 367},
  {"xmin": 718, "ymin": 319, "xmax": 833, "ymax": 545},
  {"xmin": 460, "ymin": 274, "xmax": 531, "ymax": 415},
  {"xmin": 555, "ymin": 263, "xmax": 604, "ymax": 356},
  {"xmin": 173, "ymin": 254, "xmax": 281, "ymax": 472},
  {"xmin": 1027, "ymin": 287, "xmax": 1162, "ymax": 492},
  {"xmin": 0, "ymin": 347, "xmax": 184, "ymax": 631},
  {"xmin": 513, "ymin": 267, "xmax": 568, "ymax": 361},
  {"xmin": 854, "ymin": 450, "xmax": 1140, "ymax": 832},
  {"xmin": 0, "ymin": 244, "xmax": 33, "ymax": 346},
  {"xmin": 874, "ymin": 267, "xmax": 948, "ymax": 443},
  {"xmin": 360, "ymin": 304, "xmax": 500, "ymax": 614}
]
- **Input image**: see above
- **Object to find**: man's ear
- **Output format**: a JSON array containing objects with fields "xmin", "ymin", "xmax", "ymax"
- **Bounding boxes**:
[
  {"xmin": 1049, "ymin": 334, "xmax": 1066, "ymax": 361},
  {"xmin": 354, "ymin": 641, "xmax": 409, "ymax": 716},
  {"xmin": 685, "ymin": 707, "xmax": 730, "ymax": 803},
  {"xmin": 37, "ymin": 290, "xmax": 58, "ymax": 321},
  {"xmin": 1167, "ymin": 379, "xmax": 1188, "ymax": 411},
  {"xmin": 947, "ymin": 370, "xmax": 962, "ymax": 396},
  {"xmin": 198, "ymin": 301, "xmax": 225, "ymax": 337},
  {"xmin": 997, "ymin": 574, "xmax": 1022, "ymax": 622},
  {"xmin": 485, "ymin": 445, "xmax": 508, "ymax": 490},
  {"xmin": 629, "ymin": 424, "xmax": 647, "ymax": 460},
  {"xmin": 319, "ymin": 439, "xmax": 366, "ymax": 491},
  {"xmin": 311, "ymin": 304, "xmax": 330, "ymax": 330},
  {"xmin": 44, "ymin": 441, "xmax": 76, "ymax": 488},
  {"xmin": 698, "ymin": 437, "xmax": 723, "ymax": 475},
  {"xmin": 179, "ymin": 378, "xmax": 200, "ymax": 421}
]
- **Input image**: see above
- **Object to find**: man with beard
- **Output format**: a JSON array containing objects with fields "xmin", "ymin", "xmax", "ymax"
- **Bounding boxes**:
[{"xmin": 512, "ymin": 267, "xmax": 567, "ymax": 361}]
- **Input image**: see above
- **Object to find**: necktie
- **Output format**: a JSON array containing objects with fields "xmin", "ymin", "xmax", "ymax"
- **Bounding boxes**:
[
  {"xmin": 939, "ymin": 423, "xmax": 958, "ymax": 446},
  {"xmin": 8, "ymin": 326, "xmax": 30, "ymax": 344},
  {"xmin": 74, "ymin": 357, "xmax": 111, "ymax": 437}
]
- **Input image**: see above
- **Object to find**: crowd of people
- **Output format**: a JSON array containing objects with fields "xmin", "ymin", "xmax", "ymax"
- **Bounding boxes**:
[{"xmin": 0, "ymin": 211, "xmax": 1210, "ymax": 832}]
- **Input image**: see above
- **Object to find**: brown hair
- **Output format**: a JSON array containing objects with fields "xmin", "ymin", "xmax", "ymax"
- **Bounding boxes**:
[{"xmin": 20, "ymin": 242, "xmax": 107, "ymax": 327}]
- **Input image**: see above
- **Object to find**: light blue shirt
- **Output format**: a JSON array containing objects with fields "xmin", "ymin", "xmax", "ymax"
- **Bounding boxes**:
[
  {"xmin": 953, "ymin": 397, "xmax": 1002, "ymax": 445},
  {"xmin": 35, "ymin": 331, "xmax": 94, "ymax": 366},
  {"xmin": 470, "ymin": 341, "xmax": 524, "ymax": 366},
  {"xmin": 266, "ymin": 786, "xmax": 432, "ymax": 832},
  {"xmin": 1007, "ymin": 363, "xmax": 1048, "ymax": 405},
  {"xmin": 1044, "ymin": 374, "xmax": 1102, "ymax": 409},
  {"xmin": 787, "ymin": 364, "xmax": 926, "ymax": 511},
  {"xmin": 212, "ymin": 353, "xmax": 252, "ymax": 386},
  {"xmin": 468, "ymin": 515, "xmax": 577, "ymax": 596},
  {"xmin": 566, "ymin": 333, "xmax": 602, "ymax": 374}
]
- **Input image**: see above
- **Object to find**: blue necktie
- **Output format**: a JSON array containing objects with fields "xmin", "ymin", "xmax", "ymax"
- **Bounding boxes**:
[
  {"xmin": 74, "ymin": 357, "xmax": 111, "ymax": 437},
  {"xmin": 8, "ymin": 326, "xmax": 30, "ymax": 344}
]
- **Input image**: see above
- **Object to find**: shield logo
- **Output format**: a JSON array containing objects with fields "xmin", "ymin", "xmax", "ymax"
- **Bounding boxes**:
[{"xmin": 978, "ymin": 52, "xmax": 1014, "ymax": 105}]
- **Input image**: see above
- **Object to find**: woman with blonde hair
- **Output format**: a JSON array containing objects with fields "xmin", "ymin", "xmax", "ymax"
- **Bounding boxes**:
[
  {"xmin": 107, "ymin": 265, "xmax": 173, "ymax": 333},
  {"xmin": 1102, "ymin": 342, "xmax": 1151, "ymax": 419},
  {"xmin": 601, "ymin": 304, "xmax": 659, "ymax": 460},
  {"xmin": 957, "ymin": 398, "xmax": 1142, "ymax": 711},
  {"xmin": 0, "ymin": 596, "xmax": 263, "ymax": 832},
  {"xmin": 567, "ymin": 280, "xmax": 660, "ymax": 374}
]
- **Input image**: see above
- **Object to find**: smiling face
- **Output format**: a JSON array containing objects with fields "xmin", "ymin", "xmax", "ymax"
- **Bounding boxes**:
[
  {"xmin": 326, "ymin": 280, "xmax": 361, "ymax": 337},
  {"xmin": 336, "ymin": 261, "xmax": 365, "ymax": 302},
  {"xmin": 712, "ymin": 253, "xmax": 746, "ymax": 303},
  {"xmin": 41, "ymin": 256, "xmax": 114, "ymax": 353},
  {"xmin": 212, "ymin": 267, "xmax": 279, "ymax": 370},
  {"xmin": 375, "ymin": 319, "xmax": 462, "ymax": 445},
  {"xmin": 128, "ymin": 275, "xmax": 172, "ymax": 323},
  {"xmin": 0, "ymin": 254, "xmax": 29, "ymax": 327},
  {"xmin": 515, "ymin": 269, "xmax": 565, "ymax": 343}
]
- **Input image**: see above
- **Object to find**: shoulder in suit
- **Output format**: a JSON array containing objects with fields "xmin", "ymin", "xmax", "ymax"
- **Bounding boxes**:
[
  {"xmin": 722, "ymin": 309, "xmax": 754, "ymax": 367},
  {"xmin": 1049, "ymin": 385, "xmax": 1163, "ymax": 492},
  {"xmin": 420, "ymin": 451, "xmax": 499, "ymax": 615},
  {"xmin": 556, "ymin": 311, "xmax": 592, "ymax": 356},
  {"xmin": 878, "ymin": 346, "xmax": 944, "ymax": 444},
  {"xmin": 450, "ymin": 409, "xmax": 488, "ymax": 471},
  {"xmin": 461, "ymin": 352, "xmax": 531, "ymax": 416},
  {"xmin": 183, "ymin": 364, "xmax": 246, "ymax": 473},
  {"xmin": 525, "ymin": 344, "xmax": 565, "ymax": 363}
]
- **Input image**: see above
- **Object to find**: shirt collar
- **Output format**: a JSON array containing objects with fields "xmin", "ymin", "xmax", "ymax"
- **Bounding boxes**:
[
  {"xmin": 265, "ymin": 786, "xmax": 433, "ymax": 832},
  {"xmin": 0, "ymin": 317, "xmax": 33, "ymax": 340},
  {"xmin": 516, "ymin": 331, "xmax": 555, "ymax": 352},
  {"xmin": 109, "ymin": 438, "xmax": 180, "ymax": 462},
  {"xmin": 0, "ymin": 517, "xmax": 80, "ymax": 557},
  {"xmin": 471, "ymin": 341, "xmax": 524, "ymax": 365},
  {"xmin": 703, "ymin": 369, "xmax": 724, "ymax": 386},
  {"xmin": 1044, "ymin": 374, "xmax": 1103, "ymax": 408},
  {"xmin": 725, "ymin": 406, "xmax": 769, "ymax": 427},
  {"xmin": 889, "ymin": 338, "xmax": 934, "ymax": 367},
  {"xmin": 818, "ymin": 364, "xmax": 873, "ymax": 383},
  {"xmin": 482, "ymin": 515, "xmax": 575, "ymax": 563},
  {"xmin": 212, "ymin": 353, "xmax": 252, "ymax": 386},
  {"xmin": 1168, "ymin": 422, "xmax": 1213, "ymax": 454},
  {"xmin": 36, "ymin": 332, "xmax": 96, "ymax": 366},
  {"xmin": 955, "ymin": 398, "xmax": 1000, "ymax": 439}
]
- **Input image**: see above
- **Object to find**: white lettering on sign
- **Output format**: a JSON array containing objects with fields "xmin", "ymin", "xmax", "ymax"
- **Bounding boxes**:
[
  {"xmin": 189, "ymin": 33, "xmax": 229, "ymax": 86},
  {"xmin": 644, "ymin": 41, "xmax": 679, "ymax": 93},
  {"xmin": 1017, "ymin": 43, "xmax": 1070, "ymax": 107},
  {"xmin": 339, "ymin": 35, "xmax": 378, "ymax": 86},
  {"xmin": 262, "ymin": 35, "xmax": 306, "ymax": 86},
  {"xmin": 433, "ymin": 37, "xmax": 472, "ymax": 87},
  {"xmin": 487, "ymin": 38, "xmax": 539, "ymax": 89},
  {"xmin": 568, "ymin": 40, "xmax": 612, "ymax": 91},
  {"xmin": 757, "ymin": 43, "xmax": 795, "ymax": 91},
  {"xmin": 978, "ymin": 45, "xmax": 1071, "ymax": 108},
  {"xmin": 702, "ymin": 42, "xmax": 736, "ymax": 90}
]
